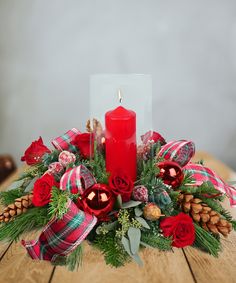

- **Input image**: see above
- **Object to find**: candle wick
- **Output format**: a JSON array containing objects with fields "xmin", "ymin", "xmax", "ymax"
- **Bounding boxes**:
[{"xmin": 118, "ymin": 89, "xmax": 123, "ymax": 104}]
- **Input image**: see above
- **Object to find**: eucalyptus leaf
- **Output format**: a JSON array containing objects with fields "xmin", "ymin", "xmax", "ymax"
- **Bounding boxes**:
[
  {"xmin": 121, "ymin": 200, "xmax": 142, "ymax": 209},
  {"xmin": 131, "ymin": 253, "xmax": 143, "ymax": 266},
  {"xmin": 135, "ymin": 217, "xmax": 150, "ymax": 229},
  {"xmin": 24, "ymin": 176, "xmax": 39, "ymax": 192},
  {"xmin": 121, "ymin": 236, "xmax": 143, "ymax": 266},
  {"xmin": 121, "ymin": 236, "xmax": 132, "ymax": 257},
  {"xmin": 128, "ymin": 227, "xmax": 141, "ymax": 255},
  {"xmin": 134, "ymin": 207, "xmax": 143, "ymax": 217},
  {"xmin": 103, "ymin": 221, "xmax": 118, "ymax": 231},
  {"xmin": 7, "ymin": 179, "xmax": 25, "ymax": 191}
]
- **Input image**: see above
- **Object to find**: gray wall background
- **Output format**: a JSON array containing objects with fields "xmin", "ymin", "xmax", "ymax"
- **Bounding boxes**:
[{"xmin": 0, "ymin": 0, "xmax": 236, "ymax": 169}]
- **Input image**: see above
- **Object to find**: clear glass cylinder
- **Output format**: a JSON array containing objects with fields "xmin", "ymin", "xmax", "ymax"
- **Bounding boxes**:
[{"xmin": 89, "ymin": 74, "xmax": 152, "ymax": 143}]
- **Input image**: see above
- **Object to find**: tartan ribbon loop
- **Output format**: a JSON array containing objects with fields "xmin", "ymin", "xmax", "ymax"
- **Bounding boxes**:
[
  {"xmin": 158, "ymin": 140, "xmax": 195, "ymax": 167},
  {"xmin": 51, "ymin": 128, "xmax": 81, "ymax": 151},
  {"xmin": 22, "ymin": 200, "xmax": 97, "ymax": 262},
  {"xmin": 184, "ymin": 163, "xmax": 236, "ymax": 207},
  {"xmin": 60, "ymin": 165, "xmax": 96, "ymax": 194}
]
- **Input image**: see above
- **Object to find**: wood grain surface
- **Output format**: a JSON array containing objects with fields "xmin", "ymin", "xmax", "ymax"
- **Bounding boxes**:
[{"xmin": 0, "ymin": 152, "xmax": 235, "ymax": 283}]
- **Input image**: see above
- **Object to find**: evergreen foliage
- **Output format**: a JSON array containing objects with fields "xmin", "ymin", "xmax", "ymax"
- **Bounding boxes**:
[
  {"xmin": 0, "ymin": 207, "xmax": 50, "ymax": 241},
  {"xmin": 48, "ymin": 187, "xmax": 69, "ymax": 219},
  {"xmin": 66, "ymin": 244, "xmax": 83, "ymax": 271},
  {"xmin": 141, "ymin": 233, "xmax": 172, "ymax": 251},
  {"xmin": 94, "ymin": 231, "xmax": 130, "ymax": 267},
  {"xmin": 0, "ymin": 189, "xmax": 25, "ymax": 206},
  {"xmin": 194, "ymin": 223, "xmax": 221, "ymax": 257}
]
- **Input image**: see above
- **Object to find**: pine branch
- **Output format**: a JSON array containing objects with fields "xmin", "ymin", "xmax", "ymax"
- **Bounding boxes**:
[
  {"xmin": 231, "ymin": 220, "xmax": 236, "ymax": 231},
  {"xmin": 94, "ymin": 232, "xmax": 130, "ymax": 267},
  {"xmin": 89, "ymin": 142, "xmax": 109, "ymax": 184},
  {"xmin": 0, "ymin": 207, "xmax": 50, "ymax": 241},
  {"xmin": 139, "ymin": 159, "xmax": 159, "ymax": 189},
  {"xmin": 193, "ymin": 223, "xmax": 221, "ymax": 257},
  {"xmin": 179, "ymin": 181, "xmax": 219, "ymax": 195},
  {"xmin": 48, "ymin": 187, "xmax": 69, "ymax": 219},
  {"xmin": 141, "ymin": 233, "xmax": 172, "ymax": 251},
  {"xmin": 66, "ymin": 244, "xmax": 83, "ymax": 271},
  {"xmin": 0, "ymin": 189, "xmax": 25, "ymax": 206}
]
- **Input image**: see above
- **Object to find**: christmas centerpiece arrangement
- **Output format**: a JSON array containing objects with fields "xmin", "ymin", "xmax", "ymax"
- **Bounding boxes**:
[{"xmin": 0, "ymin": 103, "xmax": 236, "ymax": 271}]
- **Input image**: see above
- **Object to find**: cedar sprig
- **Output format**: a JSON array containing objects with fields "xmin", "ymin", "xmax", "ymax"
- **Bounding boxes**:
[
  {"xmin": 48, "ymin": 187, "xmax": 69, "ymax": 219},
  {"xmin": 0, "ymin": 207, "xmax": 50, "ymax": 241}
]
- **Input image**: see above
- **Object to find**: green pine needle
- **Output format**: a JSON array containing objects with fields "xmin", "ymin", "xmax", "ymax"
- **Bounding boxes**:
[
  {"xmin": 179, "ymin": 181, "xmax": 219, "ymax": 195},
  {"xmin": 94, "ymin": 232, "xmax": 130, "ymax": 267},
  {"xmin": 48, "ymin": 187, "xmax": 69, "ymax": 219},
  {"xmin": 141, "ymin": 233, "xmax": 172, "ymax": 251},
  {"xmin": 88, "ymin": 142, "xmax": 109, "ymax": 184},
  {"xmin": 194, "ymin": 223, "xmax": 221, "ymax": 257},
  {"xmin": 66, "ymin": 244, "xmax": 83, "ymax": 271},
  {"xmin": 0, "ymin": 189, "xmax": 25, "ymax": 206},
  {"xmin": 0, "ymin": 207, "xmax": 50, "ymax": 241}
]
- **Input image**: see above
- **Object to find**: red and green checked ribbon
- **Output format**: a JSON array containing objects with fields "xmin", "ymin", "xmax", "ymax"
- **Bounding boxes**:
[
  {"xmin": 51, "ymin": 128, "xmax": 81, "ymax": 151},
  {"xmin": 22, "ymin": 200, "xmax": 97, "ymax": 262},
  {"xmin": 158, "ymin": 140, "xmax": 195, "ymax": 167},
  {"xmin": 184, "ymin": 163, "xmax": 236, "ymax": 207},
  {"xmin": 60, "ymin": 165, "xmax": 96, "ymax": 194}
]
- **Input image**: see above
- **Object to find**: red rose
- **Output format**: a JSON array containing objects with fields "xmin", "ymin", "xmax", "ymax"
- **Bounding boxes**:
[
  {"xmin": 21, "ymin": 137, "xmax": 50, "ymax": 165},
  {"xmin": 109, "ymin": 172, "xmax": 134, "ymax": 202},
  {"xmin": 160, "ymin": 213, "xmax": 195, "ymax": 248},
  {"xmin": 71, "ymin": 133, "xmax": 94, "ymax": 159},
  {"xmin": 32, "ymin": 174, "xmax": 58, "ymax": 207},
  {"xmin": 79, "ymin": 184, "xmax": 115, "ymax": 219},
  {"xmin": 141, "ymin": 131, "xmax": 166, "ymax": 145}
]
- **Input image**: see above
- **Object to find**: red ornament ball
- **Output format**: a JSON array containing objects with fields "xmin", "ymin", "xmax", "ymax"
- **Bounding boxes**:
[
  {"xmin": 80, "ymin": 184, "xmax": 115, "ymax": 219},
  {"xmin": 157, "ymin": 161, "xmax": 184, "ymax": 189}
]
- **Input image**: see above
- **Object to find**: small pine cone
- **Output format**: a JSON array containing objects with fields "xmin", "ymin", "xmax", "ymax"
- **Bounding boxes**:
[
  {"xmin": 0, "ymin": 194, "xmax": 33, "ymax": 223},
  {"xmin": 178, "ymin": 193, "xmax": 232, "ymax": 237}
]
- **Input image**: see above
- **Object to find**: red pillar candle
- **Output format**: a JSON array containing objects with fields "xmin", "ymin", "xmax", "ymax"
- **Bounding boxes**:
[{"xmin": 105, "ymin": 106, "xmax": 137, "ymax": 181}]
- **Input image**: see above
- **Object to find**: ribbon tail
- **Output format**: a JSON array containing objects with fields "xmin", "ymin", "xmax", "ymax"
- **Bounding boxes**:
[{"xmin": 22, "ymin": 200, "xmax": 97, "ymax": 262}]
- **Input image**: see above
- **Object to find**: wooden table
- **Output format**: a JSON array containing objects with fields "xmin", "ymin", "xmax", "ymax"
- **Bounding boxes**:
[{"xmin": 0, "ymin": 152, "xmax": 236, "ymax": 283}]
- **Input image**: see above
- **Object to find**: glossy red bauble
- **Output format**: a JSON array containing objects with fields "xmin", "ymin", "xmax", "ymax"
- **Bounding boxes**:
[
  {"xmin": 157, "ymin": 161, "xmax": 184, "ymax": 189},
  {"xmin": 80, "ymin": 184, "xmax": 115, "ymax": 219}
]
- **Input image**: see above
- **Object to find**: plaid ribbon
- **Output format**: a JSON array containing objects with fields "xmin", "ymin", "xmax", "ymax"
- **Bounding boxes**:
[
  {"xmin": 184, "ymin": 163, "xmax": 236, "ymax": 207},
  {"xmin": 51, "ymin": 128, "xmax": 81, "ymax": 151},
  {"xmin": 158, "ymin": 140, "xmax": 195, "ymax": 167},
  {"xmin": 60, "ymin": 165, "xmax": 96, "ymax": 194},
  {"xmin": 21, "ymin": 200, "xmax": 97, "ymax": 262}
]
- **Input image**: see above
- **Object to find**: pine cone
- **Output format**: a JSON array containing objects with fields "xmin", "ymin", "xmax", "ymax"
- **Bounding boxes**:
[
  {"xmin": 0, "ymin": 194, "xmax": 33, "ymax": 223},
  {"xmin": 178, "ymin": 193, "xmax": 232, "ymax": 237}
]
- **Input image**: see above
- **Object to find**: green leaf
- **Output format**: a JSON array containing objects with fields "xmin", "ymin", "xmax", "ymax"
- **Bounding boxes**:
[
  {"xmin": 134, "ymin": 207, "xmax": 143, "ymax": 217},
  {"xmin": 135, "ymin": 217, "xmax": 150, "ymax": 229},
  {"xmin": 121, "ymin": 200, "xmax": 142, "ymax": 209},
  {"xmin": 7, "ymin": 179, "xmax": 25, "ymax": 191},
  {"xmin": 131, "ymin": 253, "xmax": 143, "ymax": 266},
  {"xmin": 128, "ymin": 227, "xmax": 141, "ymax": 254},
  {"xmin": 116, "ymin": 195, "xmax": 122, "ymax": 208},
  {"xmin": 121, "ymin": 236, "xmax": 143, "ymax": 266},
  {"xmin": 24, "ymin": 176, "xmax": 38, "ymax": 192},
  {"xmin": 121, "ymin": 236, "xmax": 132, "ymax": 256}
]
